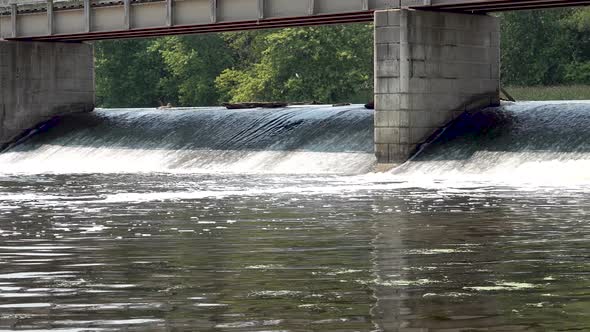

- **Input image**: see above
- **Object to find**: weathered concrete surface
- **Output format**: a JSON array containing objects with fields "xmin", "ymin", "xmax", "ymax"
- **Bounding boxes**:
[
  {"xmin": 374, "ymin": 9, "xmax": 500, "ymax": 165},
  {"xmin": 0, "ymin": 41, "xmax": 94, "ymax": 147}
]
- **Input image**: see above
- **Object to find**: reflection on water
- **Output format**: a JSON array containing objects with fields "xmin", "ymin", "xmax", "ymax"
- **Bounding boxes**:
[{"xmin": 0, "ymin": 173, "xmax": 588, "ymax": 331}]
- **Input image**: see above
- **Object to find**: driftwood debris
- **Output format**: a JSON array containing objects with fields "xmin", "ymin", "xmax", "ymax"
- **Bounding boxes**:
[
  {"xmin": 332, "ymin": 103, "xmax": 351, "ymax": 107},
  {"xmin": 222, "ymin": 102, "xmax": 288, "ymax": 109},
  {"xmin": 364, "ymin": 101, "xmax": 374, "ymax": 109},
  {"xmin": 289, "ymin": 101, "xmax": 321, "ymax": 106},
  {"xmin": 158, "ymin": 103, "xmax": 173, "ymax": 109}
]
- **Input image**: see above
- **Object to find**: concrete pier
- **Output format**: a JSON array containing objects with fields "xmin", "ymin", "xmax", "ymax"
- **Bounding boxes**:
[
  {"xmin": 0, "ymin": 41, "xmax": 94, "ymax": 148},
  {"xmin": 374, "ymin": 9, "xmax": 500, "ymax": 165}
]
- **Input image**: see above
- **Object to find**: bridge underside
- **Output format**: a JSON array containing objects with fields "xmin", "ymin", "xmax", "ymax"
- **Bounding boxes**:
[
  {"xmin": 3, "ymin": 11, "xmax": 377, "ymax": 42},
  {"xmin": 0, "ymin": 0, "xmax": 588, "ymax": 41}
]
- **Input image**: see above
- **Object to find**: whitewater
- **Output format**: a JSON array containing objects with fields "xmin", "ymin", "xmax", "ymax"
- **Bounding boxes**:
[{"xmin": 1, "ymin": 101, "xmax": 589, "ymax": 185}]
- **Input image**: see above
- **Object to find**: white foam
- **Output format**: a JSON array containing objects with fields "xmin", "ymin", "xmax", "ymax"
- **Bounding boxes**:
[{"xmin": 0, "ymin": 105, "xmax": 375, "ymax": 175}]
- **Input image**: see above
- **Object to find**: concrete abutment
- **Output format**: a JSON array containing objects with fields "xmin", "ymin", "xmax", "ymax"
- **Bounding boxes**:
[
  {"xmin": 0, "ymin": 41, "xmax": 94, "ymax": 148},
  {"xmin": 374, "ymin": 9, "xmax": 500, "ymax": 165}
]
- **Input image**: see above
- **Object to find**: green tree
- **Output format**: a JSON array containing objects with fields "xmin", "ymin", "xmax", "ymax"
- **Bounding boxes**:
[
  {"xmin": 500, "ymin": 8, "xmax": 589, "ymax": 86},
  {"xmin": 216, "ymin": 24, "xmax": 373, "ymax": 103},
  {"xmin": 95, "ymin": 39, "xmax": 167, "ymax": 108},
  {"xmin": 95, "ymin": 34, "xmax": 233, "ymax": 108},
  {"xmin": 563, "ymin": 8, "xmax": 590, "ymax": 84},
  {"xmin": 149, "ymin": 35, "xmax": 234, "ymax": 106}
]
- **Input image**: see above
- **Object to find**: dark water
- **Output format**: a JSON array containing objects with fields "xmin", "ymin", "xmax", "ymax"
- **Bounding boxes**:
[{"xmin": 0, "ymin": 103, "xmax": 589, "ymax": 331}]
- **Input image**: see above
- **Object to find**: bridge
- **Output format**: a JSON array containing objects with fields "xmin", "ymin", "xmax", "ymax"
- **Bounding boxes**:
[
  {"xmin": 0, "ymin": 0, "xmax": 587, "ymax": 41},
  {"xmin": 0, "ymin": 0, "xmax": 588, "ymax": 165}
]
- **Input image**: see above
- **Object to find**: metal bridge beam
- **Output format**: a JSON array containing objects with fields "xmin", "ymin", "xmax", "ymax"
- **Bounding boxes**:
[
  {"xmin": 1, "ymin": 0, "xmax": 400, "ymax": 41},
  {"xmin": 1, "ymin": 0, "xmax": 588, "ymax": 41}
]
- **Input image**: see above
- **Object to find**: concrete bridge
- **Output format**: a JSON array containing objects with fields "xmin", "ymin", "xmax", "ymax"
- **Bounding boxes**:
[{"xmin": 0, "ymin": 0, "xmax": 588, "ymax": 165}]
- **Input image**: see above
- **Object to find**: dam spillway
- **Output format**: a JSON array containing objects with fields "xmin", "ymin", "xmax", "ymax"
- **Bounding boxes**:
[
  {"xmin": 0, "ymin": 105, "xmax": 375, "ymax": 175},
  {"xmin": 1, "ymin": 101, "xmax": 590, "ymax": 184},
  {"xmin": 396, "ymin": 101, "xmax": 590, "ymax": 185}
]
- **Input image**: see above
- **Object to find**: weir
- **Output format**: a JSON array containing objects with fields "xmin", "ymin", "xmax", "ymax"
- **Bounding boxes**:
[
  {"xmin": 0, "ymin": 105, "xmax": 376, "ymax": 174},
  {"xmin": 1, "ymin": 1, "xmax": 584, "ymax": 164},
  {"xmin": 2, "ymin": 101, "xmax": 589, "ymax": 178}
]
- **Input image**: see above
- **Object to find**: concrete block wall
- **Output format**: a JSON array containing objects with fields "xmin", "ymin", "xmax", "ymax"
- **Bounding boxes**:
[
  {"xmin": 0, "ymin": 41, "xmax": 94, "ymax": 147},
  {"xmin": 374, "ymin": 9, "xmax": 500, "ymax": 165}
]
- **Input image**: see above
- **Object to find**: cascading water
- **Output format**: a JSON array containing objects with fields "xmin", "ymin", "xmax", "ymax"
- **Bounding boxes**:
[
  {"xmin": 394, "ymin": 101, "xmax": 590, "ymax": 185},
  {"xmin": 0, "ymin": 105, "xmax": 375, "ymax": 175},
  {"xmin": 1, "ymin": 101, "xmax": 589, "ymax": 184}
]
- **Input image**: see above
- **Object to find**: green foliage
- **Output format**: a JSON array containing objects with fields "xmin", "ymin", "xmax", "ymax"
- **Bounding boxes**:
[
  {"xmin": 563, "ymin": 8, "xmax": 590, "ymax": 85},
  {"xmin": 500, "ymin": 8, "xmax": 590, "ymax": 86},
  {"xmin": 216, "ymin": 25, "xmax": 373, "ymax": 103},
  {"xmin": 149, "ymin": 35, "xmax": 234, "ymax": 106},
  {"xmin": 96, "ymin": 34, "xmax": 232, "ymax": 107},
  {"xmin": 95, "ymin": 39, "xmax": 167, "ymax": 108},
  {"xmin": 95, "ymin": 24, "xmax": 373, "ymax": 107},
  {"xmin": 565, "ymin": 62, "xmax": 590, "ymax": 84},
  {"xmin": 565, "ymin": 7, "xmax": 590, "ymax": 31}
]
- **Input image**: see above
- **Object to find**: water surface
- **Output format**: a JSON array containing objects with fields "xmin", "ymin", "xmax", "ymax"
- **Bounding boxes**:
[{"xmin": 0, "ymin": 102, "xmax": 589, "ymax": 331}]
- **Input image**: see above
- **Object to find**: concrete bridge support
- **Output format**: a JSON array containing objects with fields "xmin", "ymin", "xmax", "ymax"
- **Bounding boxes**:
[
  {"xmin": 0, "ymin": 41, "xmax": 94, "ymax": 148},
  {"xmin": 374, "ymin": 9, "xmax": 500, "ymax": 165}
]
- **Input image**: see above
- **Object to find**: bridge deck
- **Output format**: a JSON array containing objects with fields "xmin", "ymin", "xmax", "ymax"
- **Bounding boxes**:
[{"xmin": 0, "ymin": 0, "xmax": 588, "ymax": 41}]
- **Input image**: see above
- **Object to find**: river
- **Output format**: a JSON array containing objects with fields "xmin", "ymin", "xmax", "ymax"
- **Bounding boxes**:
[{"xmin": 0, "ymin": 102, "xmax": 588, "ymax": 331}]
